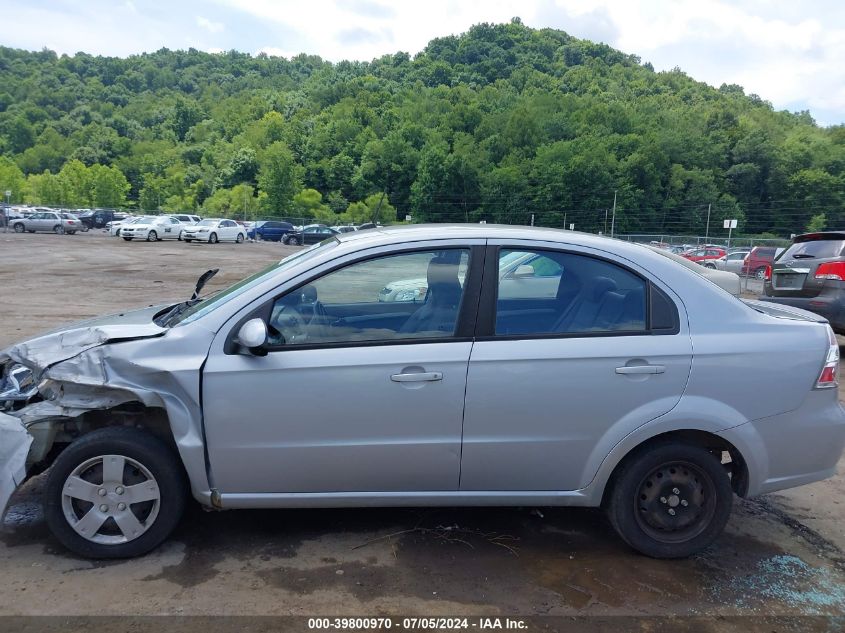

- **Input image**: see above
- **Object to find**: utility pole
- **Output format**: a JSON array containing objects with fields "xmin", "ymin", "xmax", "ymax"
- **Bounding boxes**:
[
  {"xmin": 604, "ymin": 208, "xmax": 608, "ymax": 234},
  {"xmin": 563, "ymin": 212, "xmax": 567, "ymax": 230},
  {"xmin": 3, "ymin": 190, "xmax": 9, "ymax": 233},
  {"xmin": 610, "ymin": 191, "xmax": 617, "ymax": 238},
  {"xmin": 705, "ymin": 203, "xmax": 711, "ymax": 242},
  {"xmin": 530, "ymin": 213, "xmax": 534, "ymax": 227}
]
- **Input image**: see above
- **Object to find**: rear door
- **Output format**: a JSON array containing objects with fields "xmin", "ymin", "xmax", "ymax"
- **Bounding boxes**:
[{"xmin": 460, "ymin": 242, "xmax": 693, "ymax": 492}]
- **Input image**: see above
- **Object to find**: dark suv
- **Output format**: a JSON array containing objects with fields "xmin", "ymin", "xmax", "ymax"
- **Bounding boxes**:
[{"xmin": 762, "ymin": 232, "xmax": 845, "ymax": 333}]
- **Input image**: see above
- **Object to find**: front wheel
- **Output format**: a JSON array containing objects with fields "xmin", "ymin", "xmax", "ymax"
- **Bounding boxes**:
[
  {"xmin": 43, "ymin": 427, "xmax": 187, "ymax": 559},
  {"xmin": 236, "ymin": 233, "xmax": 244, "ymax": 243},
  {"xmin": 208, "ymin": 232, "xmax": 218, "ymax": 244},
  {"xmin": 703, "ymin": 263, "xmax": 716, "ymax": 269},
  {"xmin": 123, "ymin": 237, "xmax": 133, "ymax": 241},
  {"xmin": 605, "ymin": 442, "xmax": 732, "ymax": 558},
  {"xmin": 13, "ymin": 223, "xmax": 24, "ymax": 233},
  {"xmin": 184, "ymin": 239, "xmax": 192, "ymax": 243},
  {"xmin": 146, "ymin": 230, "xmax": 158, "ymax": 242}
]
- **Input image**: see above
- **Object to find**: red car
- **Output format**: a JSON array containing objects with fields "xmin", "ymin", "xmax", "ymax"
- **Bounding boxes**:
[
  {"xmin": 741, "ymin": 246, "xmax": 783, "ymax": 279},
  {"xmin": 681, "ymin": 246, "xmax": 727, "ymax": 268}
]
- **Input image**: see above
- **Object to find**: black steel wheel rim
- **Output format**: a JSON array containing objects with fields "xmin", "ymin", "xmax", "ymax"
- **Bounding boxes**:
[{"xmin": 634, "ymin": 460, "xmax": 717, "ymax": 544}]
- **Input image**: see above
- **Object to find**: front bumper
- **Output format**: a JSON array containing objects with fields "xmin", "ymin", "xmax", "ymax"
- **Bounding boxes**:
[
  {"xmin": 183, "ymin": 232, "xmax": 208, "ymax": 240},
  {"xmin": 0, "ymin": 412, "xmax": 33, "ymax": 519}
]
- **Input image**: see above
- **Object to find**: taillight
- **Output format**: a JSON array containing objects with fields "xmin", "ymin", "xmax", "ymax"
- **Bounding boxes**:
[
  {"xmin": 816, "ymin": 325, "xmax": 839, "ymax": 389},
  {"xmin": 815, "ymin": 262, "xmax": 845, "ymax": 281},
  {"xmin": 764, "ymin": 265, "xmax": 772, "ymax": 280}
]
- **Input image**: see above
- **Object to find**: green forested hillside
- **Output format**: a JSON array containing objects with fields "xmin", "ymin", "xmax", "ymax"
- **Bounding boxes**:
[{"xmin": 0, "ymin": 19, "xmax": 842, "ymax": 235}]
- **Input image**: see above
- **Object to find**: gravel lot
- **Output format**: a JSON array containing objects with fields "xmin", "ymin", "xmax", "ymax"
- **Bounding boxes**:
[{"xmin": 1, "ymin": 231, "xmax": 844, "ymax": 624}]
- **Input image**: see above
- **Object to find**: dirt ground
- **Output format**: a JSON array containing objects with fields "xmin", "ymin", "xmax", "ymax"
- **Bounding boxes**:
[{"xmin": 1, "ymin": 230, "xmax": 844, "ymax": 623}]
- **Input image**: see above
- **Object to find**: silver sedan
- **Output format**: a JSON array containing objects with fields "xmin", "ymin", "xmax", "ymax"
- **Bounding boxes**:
[{"xmin": 1, "ymin": 225, "xmax": 843, "ymax": 560}]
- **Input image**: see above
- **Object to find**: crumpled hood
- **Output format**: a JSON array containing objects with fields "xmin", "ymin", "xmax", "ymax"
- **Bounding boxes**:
[{"xmin": 0, "ymin": 304, "xmax": 169, "ymax": 374}]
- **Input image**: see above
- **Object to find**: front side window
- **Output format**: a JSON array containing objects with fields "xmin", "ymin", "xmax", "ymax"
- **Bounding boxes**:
[
  {"xmin": 268, "ymin": 249, "xmax": 471, "ymax": 347},
  {"xmin": 495, "ymin": 249, "xmax": 647, "ymax": 336}
]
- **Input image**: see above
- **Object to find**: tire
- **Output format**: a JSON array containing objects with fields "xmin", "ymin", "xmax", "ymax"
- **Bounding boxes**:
[
  {"xmin": 123, "ymin": 237, "xmax": 133, "ymax": 241},
  {"xmin": 12, "ymin": 223, "xmax": 24, "ymax": 233},
  {"xmin": 236, "ymin": 233, "xmax": 244, "ymax": 244},
  {"xmin": 754, "ymin": 267, "xmax": 766, "ymax": 280},
  {"xmin": 43, "ymin": 427, "xmax": 188, "ymax": 559},
  {"xmin": 53, "ymin": 224, "xmax": 64, "ymax": 235},
  {"xmin": 208, "ymin": 232, "xmax": 218, "ymax": 244},
  {"xmin": 146, "ymin": 230, "xmax": 158, "ymax": 242},
  {"xmin": 184, "ymin": 239, "xmax": 192, "ymax": 243},
  {"xmin": 67, "ymin": 231, "xmax": 76, "ymax": 235},
  {"xmin": 605, "ymin": 441, "xmax": 733, "ymax": 559},
  {"xmin": 703, "ymin": 263, "xmax": 716, "ymax": 269}
]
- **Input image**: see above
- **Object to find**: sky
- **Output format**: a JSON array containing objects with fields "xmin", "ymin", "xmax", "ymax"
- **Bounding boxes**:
[{"xmin": 2, "ymin": 0, "xmax": 844, "ymax": 126}]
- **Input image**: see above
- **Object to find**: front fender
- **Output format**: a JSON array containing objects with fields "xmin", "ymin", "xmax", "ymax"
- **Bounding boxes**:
[{"xmin": 0, "ymin": 412, "xmax": 33, "ymax": 520}]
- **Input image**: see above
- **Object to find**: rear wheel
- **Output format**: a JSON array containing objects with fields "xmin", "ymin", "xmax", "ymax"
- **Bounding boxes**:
[
  {"xmin": 208, "ymin": 232, "xmax": 218, "ymax": 244},
  {"xmin": 53, "ymin": 224, "xmax": 64, "ymax": 235},
  {"xmin": 43, "ymin": 427, "xmax": 187, "ymax": 559},
  {"xmin": 703, "ymin": 262, "xmax": 716, "ymax": 269},
  {"xmin": 123, "ymin": 237, "xmax": 133, "ymax": 241},
  {"xmin": 605, "ymin": 442, "xmax": 732, "ymax": 558},
  {"xmin": 184, "ymin": 239, "xmax": 192, "ymax": 243},
  {"xmin": 754, "ymin": 267, "xmax": 766, "ymax": 280}
]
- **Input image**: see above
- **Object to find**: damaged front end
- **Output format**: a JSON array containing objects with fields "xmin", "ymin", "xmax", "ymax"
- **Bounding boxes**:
[{"xmin": 0, "ymin": 310, "xmax": 212, "ymax": 520}]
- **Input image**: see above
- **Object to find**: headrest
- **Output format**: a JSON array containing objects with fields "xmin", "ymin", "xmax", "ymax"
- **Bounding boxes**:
[
  {"xmin": 295, "ymin": 284, "xmax": 318, "ymax": 304},
  {"xmin": 591, "ymin": 276, "xmax": 617, "ymax": 301},
  {"xmin": 427, "ymin": 257, "xmax": 460, "ymax": 287}
]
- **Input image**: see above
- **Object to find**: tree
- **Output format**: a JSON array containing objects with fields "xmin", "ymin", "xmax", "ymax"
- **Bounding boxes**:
[
  {"xmin": 90, "ymin": 164, "xmax": 130, "ymax": 208},
  {"xmin": 258, "ymin": 142, "xmax": 301, "ymax": 215},
  {"xmin": 806, "ymin": 213, "xmax": 826, "ymax": 233},
  {"xmin": 0, "ymin": 157, "xmax": 26, "ymax": 203}
]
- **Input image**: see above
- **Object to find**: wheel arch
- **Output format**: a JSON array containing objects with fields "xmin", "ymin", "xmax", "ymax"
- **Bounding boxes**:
[{"xmin": 598, "ymin": 429, "xmax": 749, "ymax": 507}]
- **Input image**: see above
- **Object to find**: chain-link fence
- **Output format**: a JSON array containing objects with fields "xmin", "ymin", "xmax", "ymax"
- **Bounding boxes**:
[{"xmin": 614, "ymin": 234, "xmax": 791, "ymax": 249}]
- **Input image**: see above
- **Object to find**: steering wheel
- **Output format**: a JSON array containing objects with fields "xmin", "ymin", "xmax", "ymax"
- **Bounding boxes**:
[{"xmin": 268, "ymin": 304, "xmax": 308, "ymax": 346}]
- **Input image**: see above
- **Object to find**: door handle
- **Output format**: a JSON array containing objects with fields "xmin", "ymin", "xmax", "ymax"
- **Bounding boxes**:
[
  {"xmin": 615, "ymin": 365, "xmax": 665, "ymax": 375},
  {"xmin": 390, "ymin": 371, "xmax": 443, "ymax": 383}
]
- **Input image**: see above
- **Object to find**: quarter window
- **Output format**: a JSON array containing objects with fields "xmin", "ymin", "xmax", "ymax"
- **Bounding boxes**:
[{"xmin": 495, "ymin": 249, "xmax": 647, "ymax": 336}]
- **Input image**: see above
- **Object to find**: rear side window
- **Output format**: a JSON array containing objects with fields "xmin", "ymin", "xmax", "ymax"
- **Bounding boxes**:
[
  {"xmin": 781, "ymin": 238, "xmax": 845, "ymax": 260},
  {"xmin": 495, "ymin": 249, "xmax": 647, "ymax": 336}
]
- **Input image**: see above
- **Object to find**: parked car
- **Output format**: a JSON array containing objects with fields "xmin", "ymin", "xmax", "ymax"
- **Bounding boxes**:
[
  {"xmin": 713, "ymin": 250, "xmax": 750, "ymax": 274},
  {"xmin": 10, "ymin": 210, "xmax": 81, "ymax": 234},
  {"xmin": 681, "ymin": 247, "xmax": 727, "ymax": 267},
  {"xmin": 107, "ymin": 216, "xmax": 138, "ymax": 236},
  {"xmin": 332, "ymin": 225, "xmax": 357, "ymax": 233},
  {"xmin": 76, "ymin": 209, "xmax": 119, "ymax": 230},
  {"xmin": 283, "ymin": 225, "xmax": 339, "ymax": 245},
  {"xmin": 762, "ymin": 232, "xmax": 845, "ymax": 333},
  {"xmin": 248, "ymin": 220, "xmax": 294, "ymax": 241},
  {"xmin": 643, "ymin": 245, "xmax": 742, "ymax": 296},
  {"xmin": 741, "ymin": 246, "xmax": 784, "ymax": 279},
  {"xmin": 182, "ymin": 218, "xmax": 247, "ymax": 244},
  {"xmin": 120, "ymin": 216, "xmax": 185, "ymax": 241},
  {"xmin": 2, "ymin": 225, "xmax": 843, "ymax": 560}
]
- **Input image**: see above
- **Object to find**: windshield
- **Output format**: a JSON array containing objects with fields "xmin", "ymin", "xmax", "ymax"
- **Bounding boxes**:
[
  {"xmin": 198, "ymin": 219, "xmax": 217, "ymax": 226},
  {"xmin": 171, "ymin": 239, "xmax": 339, "ymax": 326}
]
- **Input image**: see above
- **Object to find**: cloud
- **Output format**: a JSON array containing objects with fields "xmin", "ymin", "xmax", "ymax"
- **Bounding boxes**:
[
  {"xmin": 336, "ymin": 27, "xmax": 392, "ymax": 46},
  {"xmin": 197, "ymin": 16, "xmax": 224, "ymax": 34}
]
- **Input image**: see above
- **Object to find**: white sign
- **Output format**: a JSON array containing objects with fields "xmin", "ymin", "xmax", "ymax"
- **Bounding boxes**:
[
  {"xmin": 404, "ymin": 215, "xmax": 412, "ymax": 222},
  {"xmin": 4, "ymin": 190, "xmax": 10, "ymax": 198},
  {"xmin": 569, "ymin": 223, "xmax": 574, "ymax": 230},
  {"xmin": 723, "ymin": 219, "xmax": 737, "ymax": 229}
]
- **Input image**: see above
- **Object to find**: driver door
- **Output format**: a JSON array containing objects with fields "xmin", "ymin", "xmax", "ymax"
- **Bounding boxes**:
[{"xmin": 202, "ymin": 245, "xmax": 480, "ymax": 494}]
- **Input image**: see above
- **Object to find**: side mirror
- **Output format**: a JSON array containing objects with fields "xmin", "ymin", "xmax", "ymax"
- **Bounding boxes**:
[
  {"xmin": 513, "ymin": 264, "xmax": 535, "ymax": 278},
  {"xmin": 236, "ymin": 318, "xmax": 268, "ymax": 356}
]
